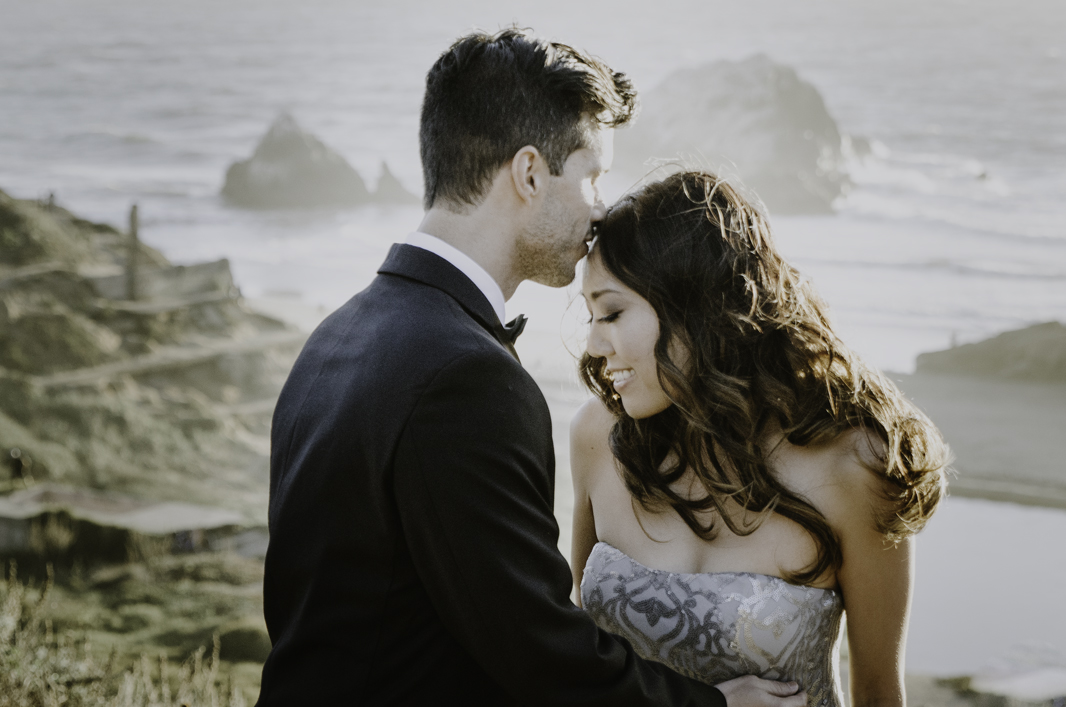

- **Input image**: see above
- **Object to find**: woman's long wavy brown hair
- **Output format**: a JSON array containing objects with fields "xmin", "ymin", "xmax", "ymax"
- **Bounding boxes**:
[{"xmin": 579, "ymin": 170, "xmax": 950, "ymax": 585}]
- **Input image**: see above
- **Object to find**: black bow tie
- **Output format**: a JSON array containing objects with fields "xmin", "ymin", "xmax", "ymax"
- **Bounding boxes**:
[{"xmin": 502, "ymin": 314, "xmax": 527, "ymax": 345}]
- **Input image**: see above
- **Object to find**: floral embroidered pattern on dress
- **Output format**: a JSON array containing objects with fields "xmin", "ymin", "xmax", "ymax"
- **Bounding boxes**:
[{"xmin": 581, "ymin": 541, "xmax": 845, "ymax": 707}]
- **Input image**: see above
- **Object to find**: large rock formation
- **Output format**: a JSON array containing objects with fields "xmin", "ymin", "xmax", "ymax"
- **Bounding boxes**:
[
  {"xmin": 0, "ymin": 190, "xmax": 304, "ymax": 521},
  {"xmin": 373, "ymin": 161, "xmax": 420, "ymax": 205},
  {"xmin": 916, "ymin": 322, "xmax": 1066, "ymax": 381},
  {"xmin": 612, "ymin": 55, "xmax": 848, "ymax": 214},
  {"xmin": 221, "ymin": 113, "xmax": 370, "ymax": 208}
]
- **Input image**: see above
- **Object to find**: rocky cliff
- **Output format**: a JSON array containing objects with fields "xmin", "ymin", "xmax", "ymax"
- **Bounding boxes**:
[{"xmin": 0, "ymin": 190, "xmax": 303, "ymax": 520}]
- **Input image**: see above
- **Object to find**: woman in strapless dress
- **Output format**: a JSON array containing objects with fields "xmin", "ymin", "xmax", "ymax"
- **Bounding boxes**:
[{"xmin": 571, "ymin": 170, "xmax": 950, "ymax": 707}]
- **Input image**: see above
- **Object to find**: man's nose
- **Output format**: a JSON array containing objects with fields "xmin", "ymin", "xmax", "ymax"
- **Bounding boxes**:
[{"xmin": 590, "ymin": 196, "xmax": 607, "ymax": 225}]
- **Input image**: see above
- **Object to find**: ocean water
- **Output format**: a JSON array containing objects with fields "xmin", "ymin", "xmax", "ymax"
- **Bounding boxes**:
[
  {"xmin": 2, "ymin": 0, "xmax": 1065, "ymax": 679},
  {"xmin": 909, "ymin": 497, "xmax": 1066, "ymax": 677}
]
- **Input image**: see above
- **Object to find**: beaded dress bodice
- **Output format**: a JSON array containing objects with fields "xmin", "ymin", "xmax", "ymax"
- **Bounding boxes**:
[{"xmin": 581, "ymin": 542, "xmax": 845, "ymax": 707}]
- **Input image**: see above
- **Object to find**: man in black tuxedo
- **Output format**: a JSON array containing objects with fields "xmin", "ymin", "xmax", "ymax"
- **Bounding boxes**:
[{"xmin": 256, "ymin": 29, "xmax": 808, "ymax": 707}]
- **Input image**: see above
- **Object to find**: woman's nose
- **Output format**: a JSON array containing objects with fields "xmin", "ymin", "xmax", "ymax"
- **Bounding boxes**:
[{"xmin": 585, "ymin": 323, "xmax": 614, "ymax": 358}]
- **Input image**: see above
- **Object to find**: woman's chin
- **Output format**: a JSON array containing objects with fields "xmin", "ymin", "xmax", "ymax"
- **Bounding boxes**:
[{"xmin": 618, "ymin": 394, "xmax": 672, "ymax": 420}]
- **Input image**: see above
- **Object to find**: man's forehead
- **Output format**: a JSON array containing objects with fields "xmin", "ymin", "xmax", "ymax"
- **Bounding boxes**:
[
  {"xmin": 584, "ymin": 123, "xmax": 614, "ymax": 170},
  {"xmin": 598, "ymin": 127, "xmax": 614, "ymax": 171}
]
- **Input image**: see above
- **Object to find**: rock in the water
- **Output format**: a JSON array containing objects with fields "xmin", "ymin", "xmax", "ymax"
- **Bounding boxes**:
[
  {"xmin": 373, "ymin": 162, "xmax": 420, "ymax": 205},
  {"xmin": 222, "ymin": 113, "xmax": 370, "ymax": 209},
  {"xmin": 916, "ymin": 322, "xmax": 1066, "ymax": 381},
  {"xmin": 611, "ymin": 55, "xmax": 847, "ymax": 214},
  {"xmin": 843, "ymin": 134, "xmax": 874, "ymax": 160}
]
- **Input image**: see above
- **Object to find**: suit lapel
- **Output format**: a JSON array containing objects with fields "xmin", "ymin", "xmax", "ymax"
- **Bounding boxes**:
[{"xmin": 378, "ymin": 243, "xmax": 518, "ymax": 359}]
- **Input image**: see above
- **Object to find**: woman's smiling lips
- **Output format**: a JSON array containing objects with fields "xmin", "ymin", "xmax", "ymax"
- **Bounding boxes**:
[{"xmin": 607, "ymin": 368, "xmax": 635, "ymax": 390}]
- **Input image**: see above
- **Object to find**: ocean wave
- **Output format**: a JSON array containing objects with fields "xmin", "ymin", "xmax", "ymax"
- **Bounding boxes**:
[
  {"xmin": 840, "ymin": 190, "xmax": 1066, "ymax": 244},
  {"xmin": 844, "ymin": 146, "xmax": 1010, "ymax": 195},
  {"xmin": 836, "ymin": 145, "xmax": 1065, "ymax": 243},
  {"xmin": 793, "ymin": 256, "xmax": 1066, "ymax": 282},
  {"xmin": 137, "ymin": 186, "xmax": 195, "ymax": 198},
  {"xmin": 62, "ymin": 129, "xmax": 158, "ymax": 146}
]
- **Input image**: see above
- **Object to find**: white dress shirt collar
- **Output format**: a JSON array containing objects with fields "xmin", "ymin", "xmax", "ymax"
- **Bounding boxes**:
[{"xmin": 405, "ymin": 232, "xmax": 506, "ymax": 324}]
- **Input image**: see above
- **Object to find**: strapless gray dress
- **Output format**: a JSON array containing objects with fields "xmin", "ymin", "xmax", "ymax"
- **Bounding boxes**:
[{"xmin": 581, "ymin": 541, "xmax": 844, "ymax": 707}]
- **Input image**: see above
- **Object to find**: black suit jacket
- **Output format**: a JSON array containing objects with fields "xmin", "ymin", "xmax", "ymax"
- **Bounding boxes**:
[{"xmin": 256, "ymin": 244, "xmax": 726, "ymax": 706}]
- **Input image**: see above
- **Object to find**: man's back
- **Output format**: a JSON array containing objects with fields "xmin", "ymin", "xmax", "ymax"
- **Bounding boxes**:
[{"xmin": 259, "ymin": 244, "xmax": 553, "ymax": 703}]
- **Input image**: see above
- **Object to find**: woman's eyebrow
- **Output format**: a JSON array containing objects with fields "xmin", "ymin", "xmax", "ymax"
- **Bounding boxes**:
[{"xmin": 587, "ymin": 288, "xmax": 621, "ymax": 301}]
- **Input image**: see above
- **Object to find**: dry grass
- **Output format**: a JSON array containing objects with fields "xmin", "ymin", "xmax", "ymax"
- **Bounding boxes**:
[{"xmin": 0, "ymin": 561, "xmax": 249, "ymax": 707}]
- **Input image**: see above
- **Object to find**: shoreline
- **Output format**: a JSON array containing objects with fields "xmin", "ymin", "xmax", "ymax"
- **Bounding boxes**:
[{"xmin": 945, "ymin": 475, "xmax": 1066, "ymax": 510}]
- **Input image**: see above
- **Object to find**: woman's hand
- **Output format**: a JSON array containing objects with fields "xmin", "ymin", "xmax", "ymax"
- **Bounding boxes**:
[{"xmin": 715, "ymin": 675, "xmax": 808, "ymax": 707}]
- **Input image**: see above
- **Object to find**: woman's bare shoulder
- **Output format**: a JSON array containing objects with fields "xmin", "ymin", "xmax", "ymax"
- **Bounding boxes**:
[
  {"xmin": 816, "ymin": 427, "xmax": 895, "ymax": 532},
  {"xmin": 570, "ymin": 398, "xmax": 616, "ymax": 482},
  {"xmin": 570, "ymin": 397, "xmax": 615, "ymax": 449}
]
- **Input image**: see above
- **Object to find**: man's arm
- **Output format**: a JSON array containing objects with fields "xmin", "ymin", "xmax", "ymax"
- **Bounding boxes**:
[{"xmin": 393, "ymin": 349, "xmax": 722, "ymax": 706}]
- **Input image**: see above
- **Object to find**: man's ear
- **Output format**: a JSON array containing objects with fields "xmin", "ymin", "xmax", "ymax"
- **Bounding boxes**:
[{"xmin": 510, "ymin": 145, "xmax": 546, "ymax": 205}]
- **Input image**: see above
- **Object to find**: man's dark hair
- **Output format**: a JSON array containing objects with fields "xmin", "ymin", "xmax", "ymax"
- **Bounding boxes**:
[{"xmin": 420, "ymin": 28, "xmax": 637, "ymax": 211}]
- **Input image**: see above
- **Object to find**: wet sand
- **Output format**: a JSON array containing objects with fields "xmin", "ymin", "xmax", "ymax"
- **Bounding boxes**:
[{"xmin": 891, "ymin": 372, "xmax": 1066, "ymax": 509}]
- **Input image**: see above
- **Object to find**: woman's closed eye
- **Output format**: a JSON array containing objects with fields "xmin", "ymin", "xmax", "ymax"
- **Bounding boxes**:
[{"xmin": 597, "ymin": 311, "xmax": 622, "ymax": 323}]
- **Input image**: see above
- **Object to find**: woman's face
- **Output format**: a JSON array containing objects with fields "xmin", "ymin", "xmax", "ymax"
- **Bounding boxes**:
[{"xmin": 582, "ymin": 253, "xmax": 673, "ymax": 419}]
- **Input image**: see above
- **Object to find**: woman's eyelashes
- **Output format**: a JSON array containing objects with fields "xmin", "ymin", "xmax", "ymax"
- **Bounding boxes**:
[{"xmin": 597, "ymin": 310, "xmax": 622, "ymax": 323}]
